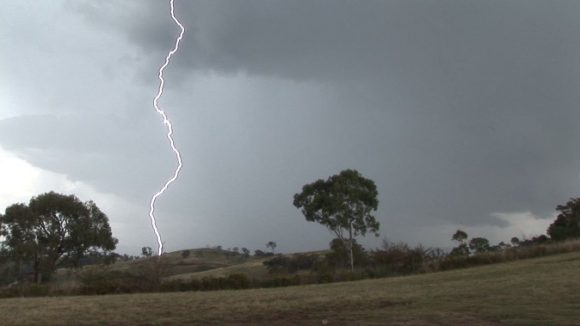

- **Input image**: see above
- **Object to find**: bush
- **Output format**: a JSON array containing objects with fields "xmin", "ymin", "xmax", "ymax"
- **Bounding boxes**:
[
  {"xmin": 160, "ymin": 279, "xmax": 191, "ymax": 292},
  {"xmin": 160, "ymin": 274, "xmax": 250, "ymax": 293},
  {"xmin": 0, "ymin": 283, "xmax": 51, "ymax": 298},
  {"xmin": 292, "ymin": 254, "xmax": 320, "ymax": 271},
  {"xmin": 437, "ymin": 239, "xmax": 580, "ymax": 271},
  {"xmin": 78, "ymin": 261, "xmax": 163, "ymax": 295},
  {"xmin": 0, "ymin": 260, "xmax": 18, "ymax": 286},
  {"xmin": 260, "ymin": 275, "xmax": 301, "ymax": 288},
  {"xmin": 200, "ymin": 276, "xmax": 225, "ymax": 291},
  {"xmin": 254, "ymin": 250, "xmax": 274, "ymax": 257},
  {"xmin": 79, "ymin": 269, "xmax": 143, "ymax": 295},
  {"xmin": 263, "ymin": 254, "xmax": 320, "ymax": 273},
  {"xmin": 325, "ymin": 238, "xmax": 369, "ymax": 269},
  {"xmin": 263, "ymin": 255, "xmax": 289, "ymax": 273},
  {"xmin": 226, "ymin": 273, "xmax": 250, "ymax": 289},
  {"xmin": 316, "ymin": 271, "xmax": 334, "ymax": 284},
  {"xmin": 368, "ymin": 241, "xmax": 427, "ymax": 275},
  {"xmin": 189, "ymin": 278, "xmax": 201, "ymax": 290}
]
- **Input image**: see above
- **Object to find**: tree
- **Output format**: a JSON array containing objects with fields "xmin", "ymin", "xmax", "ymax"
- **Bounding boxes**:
[
  {"xmin": 450, "ymin": 230, "xmax": 469, "ymax": 256},
  {"xmin": 521, "ymin": 234, "xmax": 549, "ymax": 246},
  {"xmin": 449, "ymin": 244, "xmax": 469, "ymax": 256},
  {"xmin": 468, "ymin": 237, "xmax": 490, "ymax": 253},
  {"xmin": 293, "ymin": 169, "xmax": 379, "ymax": 271},
  {"xmin": 0, "ymin": 192, "xmax": 117, "ymax": 282},
  {"xmin": 254, "ymin": 249, "xmax": 267, "ymax": 257},
  {"xmin": 241, "ymin": 247, "xmax": 250, "ymax": 258},
  {"xmin": 547, "ymin": 198, "xmax": 580, "ymax": 241},
  {"xmin": 510, "ymin": 237, "xmax": 520, "ymax": 247},
  {"xmin": 495, "ymin": 241, "xmax": 510, "ymax": 251},
  {"xmin": 142, "ymin": 247, "xmax": 153, "ymax": 257},
  {"xmin": 452, "ymin": 230, "xmax": 468, "ymax": 245},
  {"xmin": 266, "ymin": 241, "xmax": 277, "ymax": 253}
]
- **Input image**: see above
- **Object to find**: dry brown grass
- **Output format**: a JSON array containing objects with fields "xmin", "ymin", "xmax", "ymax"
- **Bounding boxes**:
[
  {"xmin": 1, "ymin": 250, "xmax": 579, "ymax": 325},
  {"xmin": 165, "ymin": 257, "xmax": 270, "ymax": 281}
]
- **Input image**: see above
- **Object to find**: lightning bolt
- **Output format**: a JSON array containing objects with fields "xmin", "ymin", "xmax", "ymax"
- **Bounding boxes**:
[{"xmin": 149, "ymin": 0, "xmax": 185, "ymax": 256}]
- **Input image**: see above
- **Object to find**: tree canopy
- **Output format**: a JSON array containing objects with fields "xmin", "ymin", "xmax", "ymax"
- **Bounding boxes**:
[
  {"xmin": 266, "ymin": 241, "xmax": 277, "ymax": 253},
  {"xmin": 452, "ymin": 230, "xmax": 468, "ymax": 244},
  {"xmin": 547, "ymin": 198, "xmax": 580, "ymax": 241},
  {"xmin": 0, "ymin": 192, "xmax": 117, "ymax": 282},
  {"xmin": 469, "ymin": 237, "xmax": 490, "ymax": 253},
  {"xmin": 293, "ymin": 169, "xmax": 379, "ymax": 271}
]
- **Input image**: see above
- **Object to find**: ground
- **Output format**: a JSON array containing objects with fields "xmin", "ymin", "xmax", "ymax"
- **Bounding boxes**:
[{"xmin": 1, "ymin": 251, "xmax": 579, "ymax": 325}]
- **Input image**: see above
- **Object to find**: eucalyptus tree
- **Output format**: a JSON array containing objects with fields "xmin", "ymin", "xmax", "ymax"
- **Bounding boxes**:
[
  {"xmin": 294, "ymin": 169, "xmax": 379, "ymax": 271},
  {"xmin": 0, "ymin": 192, "xmax": 117, "ymax": 282}
]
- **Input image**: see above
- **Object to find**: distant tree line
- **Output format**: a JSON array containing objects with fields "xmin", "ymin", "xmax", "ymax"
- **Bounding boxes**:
[
  {"xmin": 293, "ymin": 170, "xmax": 580, "ymax": 273},
  {"xmin": 446, "ymin": 197, "xmax": 580, "ymax": 258},
  {"xmin": 2, "ymin": 172, "xmax": 580, "ymax": 297}
]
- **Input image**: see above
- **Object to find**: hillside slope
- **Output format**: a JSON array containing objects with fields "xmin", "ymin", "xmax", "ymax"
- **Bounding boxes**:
[
  {"xmin": 109, "ymin": 248, "xmax": 263, "ymax": 277},
  {"xmin": 1, "ymin": 251, "xmax": 579, "ymax": 325}
]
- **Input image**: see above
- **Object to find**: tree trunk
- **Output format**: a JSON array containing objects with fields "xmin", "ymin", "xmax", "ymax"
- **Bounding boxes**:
[
  {"xmin": 17, "ymin": 259, "xmax": 23, "ymax": 282},
  {"xmin": 348, "ymin": 223, "xmax": 354, "ymax": 272},
  {"xmin": 34, "ymin": 252, "xmax": 41, "ymax": 284}
]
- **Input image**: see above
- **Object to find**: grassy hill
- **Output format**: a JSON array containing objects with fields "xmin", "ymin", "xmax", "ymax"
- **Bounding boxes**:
[
  {"xmin": 1, "ymin": 250, "xmax": 579, "ymax": 325},
  {"xmin": 165, "ymin": 256, "xmax": 271, "ymax": 281},
  {"xmin": 163, "ymin": 249, "xmax": 327, "ymax": 281},
  {"xmin": 63, "ymin": 248, "xmax": 267, "ymax": 278}
]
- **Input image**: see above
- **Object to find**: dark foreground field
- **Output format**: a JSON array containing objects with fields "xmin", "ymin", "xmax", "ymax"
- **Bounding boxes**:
[{"xmin": 1, "ymin": 251, "xmax": 580, "ymax": 325}]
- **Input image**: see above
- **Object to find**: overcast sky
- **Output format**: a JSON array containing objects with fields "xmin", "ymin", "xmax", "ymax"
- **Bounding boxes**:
[{"xmin": 2, "ymin": 0, "xmax": 580, "ymax": 255}]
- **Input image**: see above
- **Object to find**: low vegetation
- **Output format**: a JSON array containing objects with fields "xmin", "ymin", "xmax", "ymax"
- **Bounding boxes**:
[
  {"xmin": 3, "ymin": 238, "xmax": 580, "ymax": 298},
  {"xmin": 0, "ymin": 250, "xmax": 579, "ymax": 325},
  {"xmin": 2, "ymin": 185, "xmax": 580, "ymax": 324}
]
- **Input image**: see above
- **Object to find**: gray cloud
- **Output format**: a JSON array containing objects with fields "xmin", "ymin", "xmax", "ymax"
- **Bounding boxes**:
[{"xmin": 2, "ymin": 0, "xmax": 580, "ymax": 253}]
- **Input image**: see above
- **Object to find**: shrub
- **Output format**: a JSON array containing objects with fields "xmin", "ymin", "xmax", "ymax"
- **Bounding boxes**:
[
  {"xmin": 200, "ymin": 276, "xmax": 225, "ymax": 291},
  {"xmin": 160, "ymin": 274, "xmax": 250, "ymax": 293},
  {"xmin": 254, "ymin": 250, "xmax": 274, "ymax": 257},
  {"xmin": 325, "ymin": 238, "xmax": 369, "ymax": 269},
  {"xmin": 79, "ymin": 262, "xmax": 162, "ymax": 295},
  {"xmin": 190, "ymin": 278, "xmax": 202, "ymax": 291},
  {"xmin": 449, "ymin": 244, "xmax": 470, "ymax": 257},
  {"xmin": 0, "ymin": 283, "xmax": 51, "ymax": 298},
  {"xmin": 160, "ymin": 279, "xmax": 191, "ymax": 292},
  {"xmin": 368, "ymin": 241, "xmax": 427, "ymax": 275},
  {"xmin": 79, "ymin": 269, "xmax": 137, "ymax": 295},
  {"xmin": 292, "ymin": 254, "xmax": 320, "ymax": 271},
  {"xmin": 0, "ymin": 260, "xmax": 18, "ymax": 287},
  {"xmin": 226, "ymin": 273, "xmax": 250, "ymax": 289},
  {"xmin": 263, "ymin": 255, "xmax": 290, "ymax": 273},
  {"xmin": 263, "ymin": 254, "xmax": 320, "ymax": 273},
  {"xmin": 260, "ymin": 275, "xmax": 301, "ymax": 288},
  {"xmin": 316, "ymin": 271, "xmax": 334, "ymax": 284}
]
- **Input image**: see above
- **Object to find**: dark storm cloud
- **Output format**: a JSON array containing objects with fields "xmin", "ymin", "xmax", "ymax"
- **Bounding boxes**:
[
  {"xmin": 88, "ymin": 0, "xmax": 580, "ymax": 225},
  {"xmin": 89, "ymin": 1, "xmax": 580, "ymax": 83},
  {"xmin": 4, "ymin": 0, "xmax": 580, "ymax": 253},
  {"xmin": 0, "ymin": 114, "xmax": 172, "ymax": 201}
]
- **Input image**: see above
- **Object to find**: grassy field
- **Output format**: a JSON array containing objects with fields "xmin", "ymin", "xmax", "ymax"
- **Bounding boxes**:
[
  {"xmin": 165, "ymin": 256, "xmax": 271, "ymax": 281},
  {"xmin": 55, "ymin": 248, "xmax": 263, "ymax": 278},
  {"xmin": 1, "ymin": 251, "xmax": 579, "ymax": 325},
  {"xmin": 163, "ymin": 250, "xmax": 328, "ymax": 281},
  {"xmin": 134, "ymin": 248, "xmax": 256, "ymax": 276}
]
